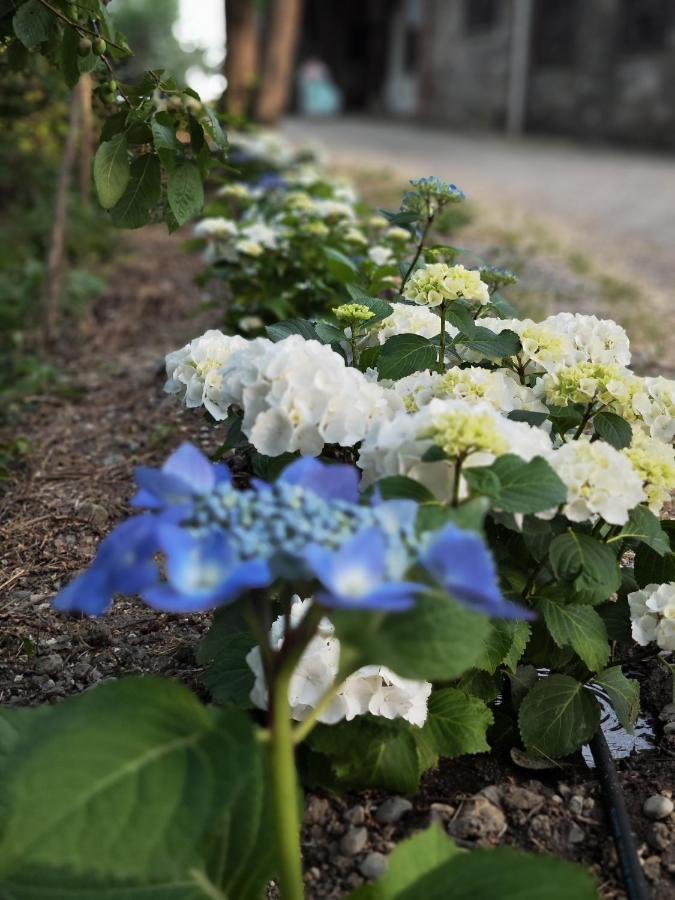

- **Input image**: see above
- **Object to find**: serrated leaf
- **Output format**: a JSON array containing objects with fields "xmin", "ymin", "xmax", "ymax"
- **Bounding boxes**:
[
  {"xmin": 0, "ymin": 678, "xmax": 275, "ymax": 897},
  {"xmin": 310, "ymin": 717, "xmax": 421, "ymax": 793},
  {"xmin": 418, "ymin": 688, "xmax": 492, "ymax": 758},
  {"xmin": 332, "ymin": 592, "xmax": 492, "ymax": 682},
  {"xmin": 350, "ymin": 831, "xmax": 597, "ymax": 900},
  {"xmin": 348, "ymin": 825, "xmax": 460, "ymax": 900},
  {"xmin": 592, "ymin": 411, "xmax": 632, "ymax": 449},
  {"xmin": 478, "ymin": 455, "xmax": 567, "ymax": 514},
  {"xmin": 377, "ymin": 334, "xmax": 437, "ymax": 380},
  {"xmin": 457, "ymin": 327, "xmax": 521, "ymax": 358},
  {"xmin": 266, "ymin": 318, "xmax": 319, "ymax": 342},
  {"xmin": 167, "ymin": 160, "xmax": 204, "ymax": 226},
  {"xmin": 13, "ymin": 0, "xmax": 52, "ymax": 49},
  {"xmin": 539, "ymin": 599, "xmax": 609, "ymax": 672},
  {"xmin": 314, "ymin": 321, "xmax": 346, "ymax": 344},
  {"xmin": 94, "ymin": 134, "xmax": 130, "ymax": 209},
  {"xmin": 416, "ymin": 497, "xmax": 489, "ymax": 536},
  {"xmin": 518, "ymin": 674, "xmax": 600, "ymax": 758},
  {"xmin": 549, "ymin": 531, "xmax": 621, "ymax": 605},
  {"xmin": 110, "ymin": 154, "xmax": 160, "ymax": 229},
  {"xmin": 594, "ymin": 666, "xmax": 640, "ymax": 734},
  {"xmin": 634, "ymin": 545, "xmax": 675, "ymax": 588},
  {"xmin": 608, "ymin": 505, "xmax": 669, "ymax": 556},
  {"xmin": 197, "ymin": 612, "xmax": 256, "ymax": 708},
  {"xmin": 370, "ymin": 476, "xmax": 435, "ymax": 503}
]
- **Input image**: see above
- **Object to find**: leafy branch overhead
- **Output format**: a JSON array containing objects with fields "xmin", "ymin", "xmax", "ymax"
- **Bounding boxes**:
[{"xmin": 3, "ymin": 0, "xmax": 227, "ymax": 230}]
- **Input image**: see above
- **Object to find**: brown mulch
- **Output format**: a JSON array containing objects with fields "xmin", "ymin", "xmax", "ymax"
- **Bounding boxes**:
[{"xmin": 0, "ymin": 227, "xmax": 674, "ymax": 899}]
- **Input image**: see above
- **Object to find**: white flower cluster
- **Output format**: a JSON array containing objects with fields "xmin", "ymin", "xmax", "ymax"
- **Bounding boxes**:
[
  {"xmin": 628, "ymin": 583, "xmax": 675, "ymax": 651},
  {"xmin": 472, "ymin": 313, "xmax": 631, "ymax": 374},
  {"xmin": 167, "ymin": 331, "xmax": 404, "ymax": 456},
  {"xmin": 357, "ymin": 397, "xmax": 552, "ymax": 500},
  {"xmin": 391, "ymin": 366, "xmax": 546, "ymax": 415},
  {"xmin": 246, "ymin": 598, "xmax": 432, "ymax": 726},
  {"xmin": 633, "ymin": 376, "xmax": 675, "ymax": 443},
  {"xmin": 164, "ymin": 330, "xmax": 249, "ymax": 419},
  {"xmin": 370, "ymin": 302, "xmax": 449, "ymax": 345},
  {"xmin": 546, "ymin": 439, "xmax": 645, "ymax": 524}
]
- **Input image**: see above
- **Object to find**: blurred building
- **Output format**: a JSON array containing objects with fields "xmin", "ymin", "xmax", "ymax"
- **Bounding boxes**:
[{"xmin": 300, "ymin": 0, "xmax": 675, "ymax": 147}]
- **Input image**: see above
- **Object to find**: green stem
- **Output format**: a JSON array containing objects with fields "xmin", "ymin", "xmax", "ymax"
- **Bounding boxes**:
[
  {"xmin": 451, "ymin": 453, "xmax": 465, "ymax": 506},
  {"xmin": 438, "ymin": 301, "xmax": 447, "ymax": 373},
  {"xmin": 270, "ymin": 666, "xmax": 305, "ymax": 900},
  {"xmin": 349, "ymin": 323, "xmax": 359, "ymax": 369},
  {"xmin": 399, "ymin": 213, "xmax": 433, "ymax": 296},
  {"xmin": 572, "ymin": 401, "xmax": 596, "ymax": 441}
]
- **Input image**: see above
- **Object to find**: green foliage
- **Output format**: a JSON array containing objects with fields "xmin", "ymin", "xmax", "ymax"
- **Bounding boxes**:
[
  {"xmin": 518, "ymin": 674, "xmax": 600, "ymax": 758},
  {"xmin": 377, "ymin": 334, "xmax": 438, "ymax": 380},
  {"xmin": 332, "ymin": 592, "xmax": 493, "ymax": 682},
  {"xmin": 593, "ymin": 667, "xmax": 640, "ymax": 733},
  {"xmin": 592, "ymin": 411, "xmax": 632, "ymax": 449},
  {"xmin": 0, "ymin": 678, "xmax": 276, "ymax": 898},
  {"xmin": 349, "ymin": 826, "xmax": 598, "ymax": 899},
  {"xmin": 548, "ymin": 531, "xmax": 621, "ymax": 605},
  {"xmin": 465, "ymin": 454, "xmax": 567, "ymax": 514},
  {"xmin": 539, "ymin": 599, "xmax": 609, "ymax": 672}
]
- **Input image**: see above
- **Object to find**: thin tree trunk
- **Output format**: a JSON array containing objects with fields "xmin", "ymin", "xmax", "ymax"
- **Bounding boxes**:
[
  {"xmin": 77, "ymin": 73, "xmax": 93, "ymax": 204},
  {"xmin": 42, "ymin": 91, "xmax": 80, "ymax": 347},
  {"xmin": 224, "ymin": 0, "xmax": 259, "ymax": 116},
  {"xmin": 255, "ymin": 0, "xmax": 303, "ymax": 125}
]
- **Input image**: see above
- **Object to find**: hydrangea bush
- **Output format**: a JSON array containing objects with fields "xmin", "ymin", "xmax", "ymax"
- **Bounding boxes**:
[{"xmin": 2, "ymin": 132, "xmax": 668, "ymax": 898}]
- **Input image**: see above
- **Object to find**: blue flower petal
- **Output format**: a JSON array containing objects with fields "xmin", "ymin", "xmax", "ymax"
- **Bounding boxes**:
[
  {"xmin": 421, "ymin": 524, "xmax": 533, "ymax": 620},
  {"xmin": 279, "ymin": 457, "xmax": 360, "ymax": 503}
]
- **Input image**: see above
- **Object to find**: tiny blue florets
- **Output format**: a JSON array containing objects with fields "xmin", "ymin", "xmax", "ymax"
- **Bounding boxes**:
[{"xmin": 54, "ymin": 443, "xmax": 528, "ymax": 621}]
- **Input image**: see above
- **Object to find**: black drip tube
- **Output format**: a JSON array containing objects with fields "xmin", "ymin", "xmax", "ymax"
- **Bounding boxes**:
[{"xmin": 589, "ymin": 729, "xmax": 651, "ymax": 900}]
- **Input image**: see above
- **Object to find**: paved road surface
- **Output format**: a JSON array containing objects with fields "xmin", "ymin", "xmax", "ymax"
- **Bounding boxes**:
[{"xmin": 284, "ymin": 116, "xmax": 675, "ymax": 295}]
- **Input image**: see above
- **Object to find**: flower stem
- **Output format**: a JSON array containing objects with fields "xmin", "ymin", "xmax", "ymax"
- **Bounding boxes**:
[
  {"xmin": 438, "ymin": 301, "xmax": 447, "ymax": 373},
  {"xmin": 451, "ymin": 453, "xmax": 465, "ymax": 506},
  {"xmin": 573, "ymin": 401, "xmax": 596, "ymax": 441},
  {"xmin": 269, "ymin": 665, "xmax": 305, "ymax": 900},
  {"xmin": 399, "ymin": 214, "xmax": 433, "ymax": 296}
]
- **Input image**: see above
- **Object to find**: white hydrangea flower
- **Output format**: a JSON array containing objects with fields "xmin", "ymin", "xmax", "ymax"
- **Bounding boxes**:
[
  {"xmin": 546, "ymin": 439, "xmax": 645, "ymax": 524},
  {"xmin": 628, "ymin": 583, "xmax": 675, "ymax": 651},
  {"xmin": 164, "ymin": 329, "xmax": 249, "ymax": 419},
  {"xmin": 632, "ymin": 375, "xmax": 675, "ymax": 442},
  {"xmin": 343, "ymin": 227, "xmax": 369, "ymax": 246},
  {"xmin": 392, "ymin": 366, "xmax": 546, "ymax": 415},
  {"xmin": 235, "ymin": 239, "xmax": 264, "ymax": 257},
  {"xmin": 358, "ymin": 397, "xmax": 552, "ymax": 500},
  {"xmin": 193, "ymin": 217, "xmax": 238, "ymax": 240},
  {"xmin": 473, "ymin": 318, "xmax": 582, "ymax": 373},
  {"xmin": 211, "ymin": 335, "xmax": 404, "ymax": 456},
  {"xmin": 623, "ymin": 429, "xmax": 675, "ymax": 515},
  {"xmin": 371, "ymin": 302, "xmax": 452, "ymax": 346},
  {"xmin": 240, "ymin": 221, "xmax": 279, "ymax": 249},
  {"xmin": 542, "ymin": 312, "xmax": 631, "ymax": 367},
  {"xmin": 386, "ymin": 226, "xmax": 412, "ymax": 242},
  {"xmin": 368, "ymin": 245, "xmax": 394, "ymax": 266},
  {"xmin": 404, "ymin": 263, "xmax": 489, "ymax": 308},
  {"xmin": 246, "ymin": 598, "xmax": 432, "ymax": 725},
  {"xmin": 312, "ymin": 199, "xmax": 355, "ymax": 221}
]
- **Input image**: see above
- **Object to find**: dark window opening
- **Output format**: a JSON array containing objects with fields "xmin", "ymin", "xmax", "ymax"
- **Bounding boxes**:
[
  {"xmin": 403, "ymin": 25, "xmax": 418, "ymax": 73},
  {"xmin": 464, "ymin": 0, "xmax": 500, "ymax": 35},
  {"xmin": 532, "ymin": 0, "xmax": 579, "ymax": 67},
  {"xmin": 620, "ymin": 0, "xmax": 672, "ymax": 53}
]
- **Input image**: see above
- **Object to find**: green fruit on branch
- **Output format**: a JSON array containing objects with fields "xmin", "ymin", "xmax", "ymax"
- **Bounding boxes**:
[
  {"xmin": 92, "ymin": 37, "xmax": 107, "ymax": 56},
  {"xmin": 77, "ymin": 37, "xmax": 92, "ymax": 56}
]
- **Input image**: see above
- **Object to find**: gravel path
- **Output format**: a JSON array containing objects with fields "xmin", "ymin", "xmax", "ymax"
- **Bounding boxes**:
[{"xmin": 283, "ymin": 116, "xmax": 675, "ymax": 296}]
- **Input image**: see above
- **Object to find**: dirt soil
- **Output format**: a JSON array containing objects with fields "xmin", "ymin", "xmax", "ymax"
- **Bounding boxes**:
[{"xmin": 1, "ymin": 227, "xmax": 674, "ymax": 899}]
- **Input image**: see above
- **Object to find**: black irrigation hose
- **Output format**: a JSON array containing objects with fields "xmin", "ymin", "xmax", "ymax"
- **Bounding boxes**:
[{"xmin": 589, "ymin": 729, "xmax": 650, "ymax": 900}]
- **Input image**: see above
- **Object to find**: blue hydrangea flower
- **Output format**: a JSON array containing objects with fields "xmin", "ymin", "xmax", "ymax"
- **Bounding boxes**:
[
  {"xmin": 143, "ymin": 525, "xmax": 271, "ymax": 613},
  {"xmin": 54, "ymin": 515, "xmax": 160, "ymax": 616},
  {"xmin": 304, "ymin": 528, "xmax": 426, "ymax": 611},
  {"xmin": 409, "ymin": 176, "xmax": 466, "ymax": 203},
  {"xmin": 53, "ymin": 443, "xmax": 531, "ymax": 622},
  {"xmin": 419, "ymin": 524, "xmax": 535, "ymax": 620}
]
